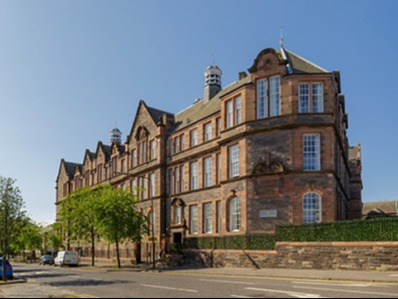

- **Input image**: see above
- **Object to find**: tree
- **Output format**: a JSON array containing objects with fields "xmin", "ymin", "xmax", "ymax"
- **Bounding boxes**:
[
  {"xmin": 12, "ymin": 217, "xmax": 42, "ymax": 262},
  {"xmin": 95, "ymin": 185, "xmax": 147, "ymax": 268},
  {"xmin": 0, "ymin": 176, "xmax": 25, "ymax": 281},
  {"xmin": 58, "ymin": 187, "xmax": 100, "ymax": 266}
]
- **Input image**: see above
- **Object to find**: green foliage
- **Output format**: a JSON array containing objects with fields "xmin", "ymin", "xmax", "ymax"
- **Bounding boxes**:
[
  {"xmin": 12, "ymin": 217, "xmax": 43, "ymax": 255},
  {"xmin": 183, "ymin": 218, "xmax": 398, "ymax": 252},
  {"xmin": 276, "ymin": 218, "xmax": 398, "ymax": 242}
]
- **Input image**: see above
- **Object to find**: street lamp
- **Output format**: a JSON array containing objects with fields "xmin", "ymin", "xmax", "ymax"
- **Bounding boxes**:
[{"xmin": 113, "ymin": 171, "xmax": 156, "ymax": 270}]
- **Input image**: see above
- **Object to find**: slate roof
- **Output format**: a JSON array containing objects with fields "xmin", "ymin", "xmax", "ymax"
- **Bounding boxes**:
[
  {"xmin": 282, "ymin": 49, "xmax": 329, "ymax": 74},
  {"xmin": 171, "ymin": 75, "xmax": 252, "ymax": 133},
  {"xmin": 362, "ymin": 200, "xmax": 398, "ymax": 217},
  {"xmin": 64, "ymin": 161, "xmax": 81, "ymax": 178},
  {"xmin": 147, "ymin": 105, "xmax": 173, "ymax": 123}
]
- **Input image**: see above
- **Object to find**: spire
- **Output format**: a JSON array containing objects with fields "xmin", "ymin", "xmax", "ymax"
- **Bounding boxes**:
[{"xmin": 280, "ymin": 27, "xmax": 285, "ymax": 48}]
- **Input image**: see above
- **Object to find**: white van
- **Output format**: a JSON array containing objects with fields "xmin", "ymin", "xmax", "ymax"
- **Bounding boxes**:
[{"xmin": 54, "ymin": 251, "xmax": 79, "ymax": 267}]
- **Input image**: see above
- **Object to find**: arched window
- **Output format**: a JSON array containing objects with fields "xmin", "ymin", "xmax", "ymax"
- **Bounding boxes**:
[
  {"xmin": 229, "ymin": 197, "xmax": 241, "ymax": 232},
  {"xmin": 303, "ymin": 193, "xmax": 322, "ymax": 224}
]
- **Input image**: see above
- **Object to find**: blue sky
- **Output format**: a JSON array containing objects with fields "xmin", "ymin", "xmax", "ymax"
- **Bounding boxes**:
[{"xmin": 1, "ymin": 0, "xmax": 397, "ymax": 223}]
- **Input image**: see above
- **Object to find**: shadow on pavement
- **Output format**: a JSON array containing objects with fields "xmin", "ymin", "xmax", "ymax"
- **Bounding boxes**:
[{"xmin": 47, "ymin": 279, "xmax": 132, "ymax": 287}]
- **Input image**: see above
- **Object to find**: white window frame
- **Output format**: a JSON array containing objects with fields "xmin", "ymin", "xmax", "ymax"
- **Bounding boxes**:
[
  {"xmin": 303, "ymin": 193, "xmax": 322, "ymax": 224},
  {"xmin": 235, "ymin": 96, "xmax": 242, "ymax": 125},
  {"xmin": 229, "ymin": 197, "xmax": 241, "ymax": 232},
  {"xmin": 191, "ymin": 129, "xmax": 198, "ymax": 147},
  {"xmin": 204, "ymin": 122, "xmax": 212, "ymax": 142},
  {"xmin": 270, "ymin": 76, "xmax": 281, "ymax": 117},
  {"xmin": 303, "ymin": 134, "xmax": 321, "ymax": 171},
  {"xmin": 226, "ymin": 100, "xmax": 234, "ymax": 129},
  {"xmin": 229, "ymin": 144, "xmax": 240, "ymax": 178},
  {"xmin": 299, "ymin": 83, "xmax": 310, "ymax": 113},
  {"xmin": 204, "ymin": 203, "xmax": 213, "ymax": 234},
  {"xmin": 190, "ymin": 162, "xmax": 199, "ymax": 190},
  {"xmin": 312, "ymin": 83, "xmax": 324, "ymax": 113},
  {"xmin": 190, "ymin": 205, "xmax": 199, "ymax": 234},
  {"xmin": 204, "ymin": 157, "xmax": 213, "ymax": 188},
  {"xmin": 257, "ymin": 78, "xmax": 268, "ymax": 119}
]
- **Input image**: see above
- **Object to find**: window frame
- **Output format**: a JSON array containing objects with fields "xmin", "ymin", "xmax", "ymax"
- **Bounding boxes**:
[
  {"xmin": 228, "ymin": 144, "xmax": 240, "ymax": 178},
  {"xmin": 229, "ymin": 197, "xmax": 241, "ymax": 232},
  {"xmin": 303, "ymin": 134, "xmax": 321, "ymax": 171},
  {"xmin": 303, "ymin": 192, "xmax": 322, "ymax": 224}
]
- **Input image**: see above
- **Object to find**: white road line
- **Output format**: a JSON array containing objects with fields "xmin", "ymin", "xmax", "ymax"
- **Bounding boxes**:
[
  {"xmin": 293, "ymin": 281, "xmax": 372, "ymax": 287},
  {"xmin": 140, "ymin": 283, "xmax": 198, "ymax": 293},
  {"xmin": 389, "ymin": 274, "xmax": 398, "ymax": 277},
  {"xmin": 200, "ymin": 278, "xmax": 256, "ymax": 285},
  {"xmin": 245, "ymin": 287, "xmax": 328, "ymax": 298},
  {"xmin": 293, "ymin": 286, "xmax": 397, "ymax": 297},
  {"xmin": 230, "ymin": 295, "xmax": 255, "ymax": 298}
]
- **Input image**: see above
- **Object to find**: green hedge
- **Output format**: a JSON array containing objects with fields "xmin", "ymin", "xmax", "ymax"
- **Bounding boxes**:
[
  {"xmin": 181, "ymin": 218, "xmax": 398, "ymax": 251},
  {"xmin": 276, "ymin": 217, "xmax": 398, "ymax": 242}
]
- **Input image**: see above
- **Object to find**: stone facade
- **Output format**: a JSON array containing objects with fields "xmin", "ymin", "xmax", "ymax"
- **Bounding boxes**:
[
  {"xmin": 56, "ymin": 46, "xmax": 362, "ymax": 261},
  {"xmin": 182, "ymin": 242, "xmax": 398, "ymax": 271}
]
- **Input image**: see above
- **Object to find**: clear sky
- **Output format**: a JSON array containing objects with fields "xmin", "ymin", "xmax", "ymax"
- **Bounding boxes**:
[{"xmin": 1, "ymin": 0, "xmax": 397, "ymax": 223}]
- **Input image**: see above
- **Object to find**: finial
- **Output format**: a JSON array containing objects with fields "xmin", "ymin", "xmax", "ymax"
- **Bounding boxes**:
[
  {"xmin": 280, "ymin": 27, "xmax": 285, "ymax": 48},
  {"xmin": 212, "ymin": 54, "xmax": 215, "ymax": 66}
]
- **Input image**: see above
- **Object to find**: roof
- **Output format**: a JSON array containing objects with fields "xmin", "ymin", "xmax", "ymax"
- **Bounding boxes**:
[
  {"xmin": 171, "ymin": 75, "xmax": 252, "ymax": 133},
  {"xmin": 147, "ymin": 105, "xmax": 173, "ymax": 123},
  {"xmin": 64, "ymin": 161, "xmax": 81, "ymax": 178},
  {"xmin": 362, "ymin": 200, "xmax": 398, "ymax": 216},
  {"xmin": 282, "ymin": 49, "xmax": 329, "ymax": 74}
]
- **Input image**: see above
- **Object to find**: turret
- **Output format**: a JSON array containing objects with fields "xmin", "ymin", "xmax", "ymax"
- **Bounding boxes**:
[{"xmin": 204, "ymin": 64, "xmax": 222, "ymax": 101}]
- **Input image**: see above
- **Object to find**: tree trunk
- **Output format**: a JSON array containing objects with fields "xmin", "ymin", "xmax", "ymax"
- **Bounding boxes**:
[
  {"xmin": 91, "ymin": 228, "xmax": 95, "ymax": 267},
  {"xmin": 115, "ymin": 240, "xmax": 121, "ymax": 269}
]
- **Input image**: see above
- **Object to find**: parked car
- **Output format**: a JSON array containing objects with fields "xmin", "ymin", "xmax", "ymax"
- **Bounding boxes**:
[
  {"xmin": 0, "ymin": 258, "xmax": 13, "ymax": 280},
  {"xmin": 54, "ymin": 251, "xmax": 79, "ymax": 267},
  {"xmin": 39, "ymin": 255, "xmax": 54, "ymax": 265}
]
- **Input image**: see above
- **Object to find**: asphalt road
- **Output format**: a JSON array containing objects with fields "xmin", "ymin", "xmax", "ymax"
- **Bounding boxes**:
[{"xmin": 1, "ymin": 263, "xmax": 398, "ymax": 298}]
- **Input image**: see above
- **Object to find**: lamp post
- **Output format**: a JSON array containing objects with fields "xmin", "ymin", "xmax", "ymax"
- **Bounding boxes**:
[{"xmin": 114, "ymin": 171, "xmax": 156, "ymax": 270}]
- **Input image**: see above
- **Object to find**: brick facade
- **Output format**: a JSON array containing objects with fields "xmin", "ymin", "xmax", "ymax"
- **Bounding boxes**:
[{"xmin": 56, "ymin": 46, "xmax": 362, "ymax": 261}]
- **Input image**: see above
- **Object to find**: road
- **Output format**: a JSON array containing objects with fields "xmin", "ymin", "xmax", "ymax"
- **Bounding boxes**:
[{"xmin": 1, "ymin": 263, "xmax": 398, "ymax": 298}]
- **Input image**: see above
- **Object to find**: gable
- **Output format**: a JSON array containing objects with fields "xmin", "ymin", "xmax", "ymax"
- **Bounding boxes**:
[
  {"xmin": 127, "ymin": 100, "xmax": 164, "ymax": 145},
  {"xmin": 248, "ymin": 48, "xmax": 287, "ymax": 75}
]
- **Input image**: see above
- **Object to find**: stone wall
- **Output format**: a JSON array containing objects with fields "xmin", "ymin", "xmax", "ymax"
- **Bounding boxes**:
[{"xmin": 180, "ymin": 242, "xmax": 398, "ymax": 271}]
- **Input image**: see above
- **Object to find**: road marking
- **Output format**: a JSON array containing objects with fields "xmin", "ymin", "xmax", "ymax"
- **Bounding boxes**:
[
  {"xmin": 200, "ymin": 278, "xmax": 255, "ymax": 285},
  {"xmin": 293, "ymin": 281, "xmax": 372, "ymax": 287},
  {"xmin": 293, "ymin": 286, "xmax": 397, "ymax": 297},
  {"xmin": 245, "ymin": 287, "xmax": 327, "ymax": 298},
  {"xmin": 230, "ymin": 295, "xmax": 255, "ymax": 298},
  {"xmin": 389, "ymin": 274, "xmax": 398, "ymax": 277},
  {"xmin": 140, "ymin": 283, "xmax": 198, "ymax": 293}
]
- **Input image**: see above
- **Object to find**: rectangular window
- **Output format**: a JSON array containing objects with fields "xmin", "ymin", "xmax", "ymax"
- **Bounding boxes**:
[
  {"xmin": 175, "ymin": 206, "xmax": 182, "ymax": 225},
  {"xmin": 121, "ymin": 159, "xmax": 126, "ymax": 173},
  {"xmin": 138, "ymin": 177, "xmax": 146, "ymax": 200},
  {"xmin": 190, "ymin": 205, "xmax": 198, "ymax": 234},
  {"xmin": 204, "ymin": 203, "xmax": 213, "ymax": 234},
  {"xmin": 229, "ymin": 144, "xmax": 240, "ymax": 178},
  {"xmin": 235, "ymin": 96, "xmax": 242, "ymax": 125},
  {"xmin": 312, "ymin": 83, "xmax": 324, "ymax": 113},
  {"xmin": 112, "ymin": 157, "xmax": 118, "ymax": 175},
  {"xmin": 132, "ymin": 149, "xmax": 137, "ymax": 168},
  {"xmin": 270, "ymin": 76, "xmax": 280, "ymax": 117},
  {"xmin": 190, "ymin": 129, "xmax": 198, "ymax": 147},
  {"xmin": 216, "ymin": 117, "xmax": 221, "ymax": 137},
  {"xmin": 190, "ymin": 162, "xmax": 199, "ymax": 190},
  {"xmin": 299, "ymin": 83, "xmax": 310, "ymax": 113},
  {"xmin": 130, "ymin": 179, "xmax": 136, "ymax": 195},
  {"xmin": 257, "ymin": 78, "xmax": 268, "ymax": 119},
  {"xmin": 204, "ymin": 157, "xmax": 213, "ymax": 188},
  {"xmin": 204, "ymin": 122, "xmax": 212, "ymax": 142},
  {"xmin": 226, "ymin": 100, "xmax": 234, "ymax": 129},
  {"xmin": 299, "ymin": 82, "xmax": 324, "ymax": 113},
  {"xmin": 180, "ymin": 134, "xmax": 185, "ymax": 151},
  {"xmin": 150, "ymin": 140, "xmax": 157, "ymax": 160},
  {"xmin": 175, "ymin": 166, "xmax": 180, "ymax": 194},
  {"xmin": 149, "ymin": 173, "xmax": 155, "ymax": 198},
  {"xmin": 303, "ymin": 134, "xmax": 321, "ymax": 171},
  {"xmin": 138, "ymin": 141, "xmax": 147, "ymax": 164},
  {"xmin": 169, "ymin": 169, "xmax": 174, "ymax": 195},
  {"xmin": 97, "ymin": 164, "xmax": 103, "ymax": 183}
]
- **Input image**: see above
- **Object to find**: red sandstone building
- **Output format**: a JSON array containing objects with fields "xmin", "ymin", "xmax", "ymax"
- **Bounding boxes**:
[{"xmin": 56, "ymin": 45, "xmax": 363, "ymax": 260}]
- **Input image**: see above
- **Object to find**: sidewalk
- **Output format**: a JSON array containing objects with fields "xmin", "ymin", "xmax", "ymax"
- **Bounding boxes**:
[{"xmin": 164, "ymin": 267, "xmax": 398, "ymax": 284}]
